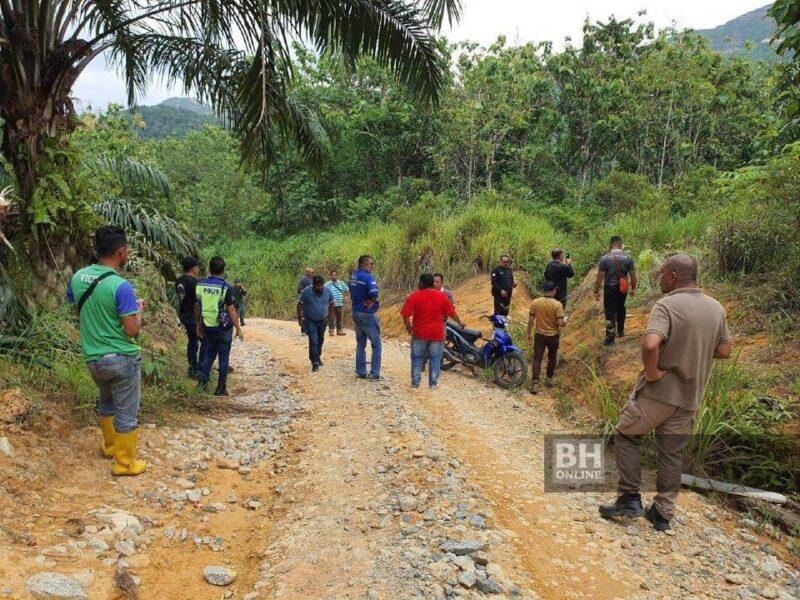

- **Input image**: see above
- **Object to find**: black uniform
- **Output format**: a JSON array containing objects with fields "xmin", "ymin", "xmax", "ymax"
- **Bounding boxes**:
[
  {"xmin": 175, "ymin": 274, "xmax": 199, "ymax": 374},
  {"xmin": 544, "ymin": 260, "xmax": 575, "ymax": 308},
  {"xmin": 490, "ymin": 266, "xmax": 515, "ymax": 316}
]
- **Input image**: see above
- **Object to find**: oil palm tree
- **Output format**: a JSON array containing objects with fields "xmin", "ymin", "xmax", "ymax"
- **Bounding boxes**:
[{"xmin": 0, "ymin": 0, "xmax": 462, "ymax": 229}]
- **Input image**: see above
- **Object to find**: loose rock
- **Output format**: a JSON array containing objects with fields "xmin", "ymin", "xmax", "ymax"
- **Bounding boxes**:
[
  {"xmin": 440, "ymin": 540, "xmax": 488, "ymax": 556},
  {"xmin": 204, "ymin": 566, "xmax": 236, "ymax": 586},
  {"xmin": 25, "ymin": 573, "xmax": 88, "ymax": 599},
  {"xmin": 0, "ymin": 437, "xmax": 14, "ymax": 457}
]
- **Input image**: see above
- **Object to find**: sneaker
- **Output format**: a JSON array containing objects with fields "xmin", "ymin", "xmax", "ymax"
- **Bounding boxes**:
[
  {"xmin": 337, "ymin": 331, "xmax": 346, "ymax": 336},
  {"xmin": 213, "ymin": 385, "xmax": 228, "ymax": 397},
  {"xmin": 367, "ymin": 374, "xmax": 383, "ymax": 380},
  {"xmin": 644, "ymin": 503, "xmax": 671, "ymax": 531},
  {"xmin": 530, "ymin": 381, "xmax": 539, "ymax": 395},
  {"xmin": 312, "ymin": 363, "xmax": 320, "ymax": 372},
  {"xmin": 430, "ymin": 384, "xmax": 439, "ymax": 390},
  {"xmin": 356, "ymin": 374, "xmax": 367, "ymax": 380},
  {"xmin": 599, "ymin": 493, "xmax": 643, "ymax": 518},
  {"xmin": 411, "ymin": 383, "xmax": 420, "ymax": 389}
]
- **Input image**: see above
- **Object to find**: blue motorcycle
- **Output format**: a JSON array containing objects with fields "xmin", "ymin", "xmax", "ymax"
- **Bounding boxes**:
[{"xmin": 441, "ymin": 314, "xmax": 528, "ymax": 389}]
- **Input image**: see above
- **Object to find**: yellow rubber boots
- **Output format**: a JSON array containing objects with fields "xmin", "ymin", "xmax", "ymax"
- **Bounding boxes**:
[
  {"xmin": 112, "ymin": 429, "xmax": 147, "ymax": 476},
  {"xmin": 98, "ymin": 416, "xmax": 115, "ymax": 459}
]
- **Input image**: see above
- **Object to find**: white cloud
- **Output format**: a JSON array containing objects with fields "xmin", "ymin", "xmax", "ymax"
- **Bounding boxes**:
[{"xmin": 71, "ymin": 0, "xmax": 772, "ymax": 108}]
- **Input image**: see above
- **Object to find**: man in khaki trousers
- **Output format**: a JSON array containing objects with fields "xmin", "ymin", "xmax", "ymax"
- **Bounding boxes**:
[{"xmin": 599, "ymin": 254, "xmax": 732, "ymax": 531}]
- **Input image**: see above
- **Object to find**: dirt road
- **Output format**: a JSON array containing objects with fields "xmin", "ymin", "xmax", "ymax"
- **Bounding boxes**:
[{"xmin": 1, "ymin": 318, "xmax": 798, "ymax": 599}]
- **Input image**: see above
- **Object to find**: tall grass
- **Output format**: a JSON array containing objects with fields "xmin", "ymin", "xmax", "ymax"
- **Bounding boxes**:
[
  {"xmin": 212, "ymin": 203, "xmax": 560, "ymax": 317},
  {"xmin": 687, "ymin": 355, "xmax": 798, "ymax": 492},
  {"xmin": 580, "ymin": 361, "xmax": 619, "ymax": 439}
]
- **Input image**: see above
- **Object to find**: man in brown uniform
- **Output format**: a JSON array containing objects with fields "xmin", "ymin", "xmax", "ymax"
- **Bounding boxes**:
[{"xmin": 599, "ymin": 254, "xmax": 732, "ymax": 531}]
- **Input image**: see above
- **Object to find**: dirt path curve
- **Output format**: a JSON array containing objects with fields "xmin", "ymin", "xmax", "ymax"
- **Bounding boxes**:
[
  {"xmin": 2, "ymin": 318, "xmax": 799, "ymax": 600},
  {"xmin": 245, "ymin": 319, "xmax": 800, "ymax": 600}
]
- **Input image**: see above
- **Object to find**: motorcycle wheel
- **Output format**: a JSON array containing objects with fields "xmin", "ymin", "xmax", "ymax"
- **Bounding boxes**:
[
  {"xmin": 440, "ymin": 339, "xmax": 458, "ymax": 371},
  {"xmin": 492, "ymin": 351, "xmax": 527, "ymax": 389}
]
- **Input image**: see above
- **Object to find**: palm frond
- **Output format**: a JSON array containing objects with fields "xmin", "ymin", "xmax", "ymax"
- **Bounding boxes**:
[
  {"xmin": 289, "ymin": 0, "xmax": 446, "ymax": 103},
  {"xmin": 92, "ymin": 196, "xmax": 200, "ymax": 258},
  {"xmin": 232, "ymin": 49, "xmax": 329, "ymax": 174},
  {"xmin": 0, "ymin": 262, "xmax": 29, "ymax": 335},
  {"xmin": 421, "ymin": 0, "xmax": 463, "ymax": 29},
  {"xmin": 86, "ymin": 155, "xmax": 172, "ymax": 198}
]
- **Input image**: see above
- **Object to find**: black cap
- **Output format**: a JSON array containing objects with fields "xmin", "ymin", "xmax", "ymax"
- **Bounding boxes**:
[{"xmin": 542, "ymin": 280, "xmax": 557, "ymax": 292}]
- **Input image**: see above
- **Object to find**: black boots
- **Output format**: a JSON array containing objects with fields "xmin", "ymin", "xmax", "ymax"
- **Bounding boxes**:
[
  {"xmin": 214, "ymin": 383, "xmax": 228, "ymax": 397},
  {"xmin": 599, "ymin": 493, "xmax": 644, "ymax": 518},
  {"xmin": 599, "ymin": 495, "xmax": 671, "ymax": 531},
  {"xmin": 644, "ymin": 503, "xmax": 671, "ymax": 531}
]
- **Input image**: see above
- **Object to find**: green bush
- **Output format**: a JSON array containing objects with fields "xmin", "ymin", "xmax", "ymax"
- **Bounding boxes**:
[
  {"xmin": 710, "ymin": 144, "xmax": 800, "ymax": 308},
  {"xmin": 669, "ymin": 165, "xmax": 718, "ymax": 216},
  {"xmin": 592, "ymin": 170, "xmax": 660, "ymax": 214}
]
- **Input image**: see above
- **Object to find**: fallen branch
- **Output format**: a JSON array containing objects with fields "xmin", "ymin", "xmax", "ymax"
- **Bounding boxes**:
[
  {"xmin": 731, "ymin": 496, "xmax": 800, "ymax": 535},
  {"xmin": 681, "ymin": 474, "xmax": 787, "ymax": 504}
]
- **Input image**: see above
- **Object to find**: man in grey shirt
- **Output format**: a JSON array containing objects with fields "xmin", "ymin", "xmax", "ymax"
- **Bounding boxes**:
[
  {"xmin": 297, "ymin": 275, "xmax": 334, "ymax": 371},
  {"xmin": 594, "ymin": 236, "xmax": 637, "ymax": 346}
]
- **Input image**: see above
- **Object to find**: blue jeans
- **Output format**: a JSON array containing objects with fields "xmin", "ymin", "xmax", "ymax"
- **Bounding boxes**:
[
  {"xmin": 411, "ymin": 337, "xmax": 443, "ymax": 387},
  {"xmin": 200, "ymin": 329, "xmax": 233, "ymax": 386},
  {"xmin": 87, "ymin": 354, "xmax": 142, "ymax": 433},
  {"xmin": 305, "ymin": 319, "xmax": 326, "ymax": 365},
  {"xmin": 353, "ymin": 312, "xmax": 382, "ymax": 377},
  {"xmin": 180, "ymin": 314, "xmax": 199, "ymax": 373}
]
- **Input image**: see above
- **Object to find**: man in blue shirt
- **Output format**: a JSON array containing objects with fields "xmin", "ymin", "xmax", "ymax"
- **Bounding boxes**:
[
  {"xmin": 349, "ymin": 255, "xmax": 382, "ymax": 379},
  {"xmin": 297, "ymin": 275, "xmax": 335, "ymax": 372},
  {"xmin": 196, "ymin": 256, "xmax": 244, "ymax": 396}
]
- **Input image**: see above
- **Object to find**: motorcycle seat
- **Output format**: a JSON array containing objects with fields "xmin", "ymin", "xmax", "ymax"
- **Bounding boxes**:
[{"xmin": 447, "ymin": 321, "xmax": 482, "ymax": 339}]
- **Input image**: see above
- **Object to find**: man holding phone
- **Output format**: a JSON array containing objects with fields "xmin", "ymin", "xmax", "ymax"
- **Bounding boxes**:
[{"xmin": 544, "ymin": 248, "xmax": 575, "ymax": 308}]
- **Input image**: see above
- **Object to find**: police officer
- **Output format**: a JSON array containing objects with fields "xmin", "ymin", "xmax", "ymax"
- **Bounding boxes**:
[{"xmin": 490, "ymin": 254, "xmax": 516, "ymax": 316}]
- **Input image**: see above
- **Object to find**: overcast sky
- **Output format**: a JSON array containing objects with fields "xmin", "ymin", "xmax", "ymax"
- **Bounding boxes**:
[{"xmin": 72, "ymin": 0, "xmax": 771, "ymax": 110}]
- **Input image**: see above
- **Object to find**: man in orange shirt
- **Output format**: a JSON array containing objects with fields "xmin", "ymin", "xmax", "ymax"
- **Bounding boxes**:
[{"xmin": 401, "ymin": 273, "xmax": 464, "ymax": 389}]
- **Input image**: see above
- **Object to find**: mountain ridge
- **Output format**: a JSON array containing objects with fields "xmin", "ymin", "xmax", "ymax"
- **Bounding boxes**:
[{"xmin": 695, "ymin": 3, "xmax": 779, "ymax": 62}]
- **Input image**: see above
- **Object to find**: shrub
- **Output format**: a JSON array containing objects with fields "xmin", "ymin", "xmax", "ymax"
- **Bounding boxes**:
[
  {"xmin": 592, "ymin": 170, "xmax": 660, "ymax": 214},
  {"xmin": 709, "ymin": 144, "xmax": 800, "ymax": 308},
  {"xmin": 670, "ymin": 165, "xmax": 718, "ymax": 216}
]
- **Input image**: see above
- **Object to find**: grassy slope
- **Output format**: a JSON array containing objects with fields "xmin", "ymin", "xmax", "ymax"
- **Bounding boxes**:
[{"xmin": 209, "ymin": 203, "xmax": 561, "ymax": 318}]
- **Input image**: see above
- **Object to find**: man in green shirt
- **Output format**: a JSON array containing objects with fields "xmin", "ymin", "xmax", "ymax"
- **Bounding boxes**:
[{"xmin": 67, "ymin": 226, "xmax": 146, "ymax": 477}]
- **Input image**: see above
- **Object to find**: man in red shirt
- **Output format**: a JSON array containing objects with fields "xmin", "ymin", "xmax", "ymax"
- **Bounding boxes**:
[{"xmin": 401, "ymin": 273, "xmax": 464, "ymax": 389}]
